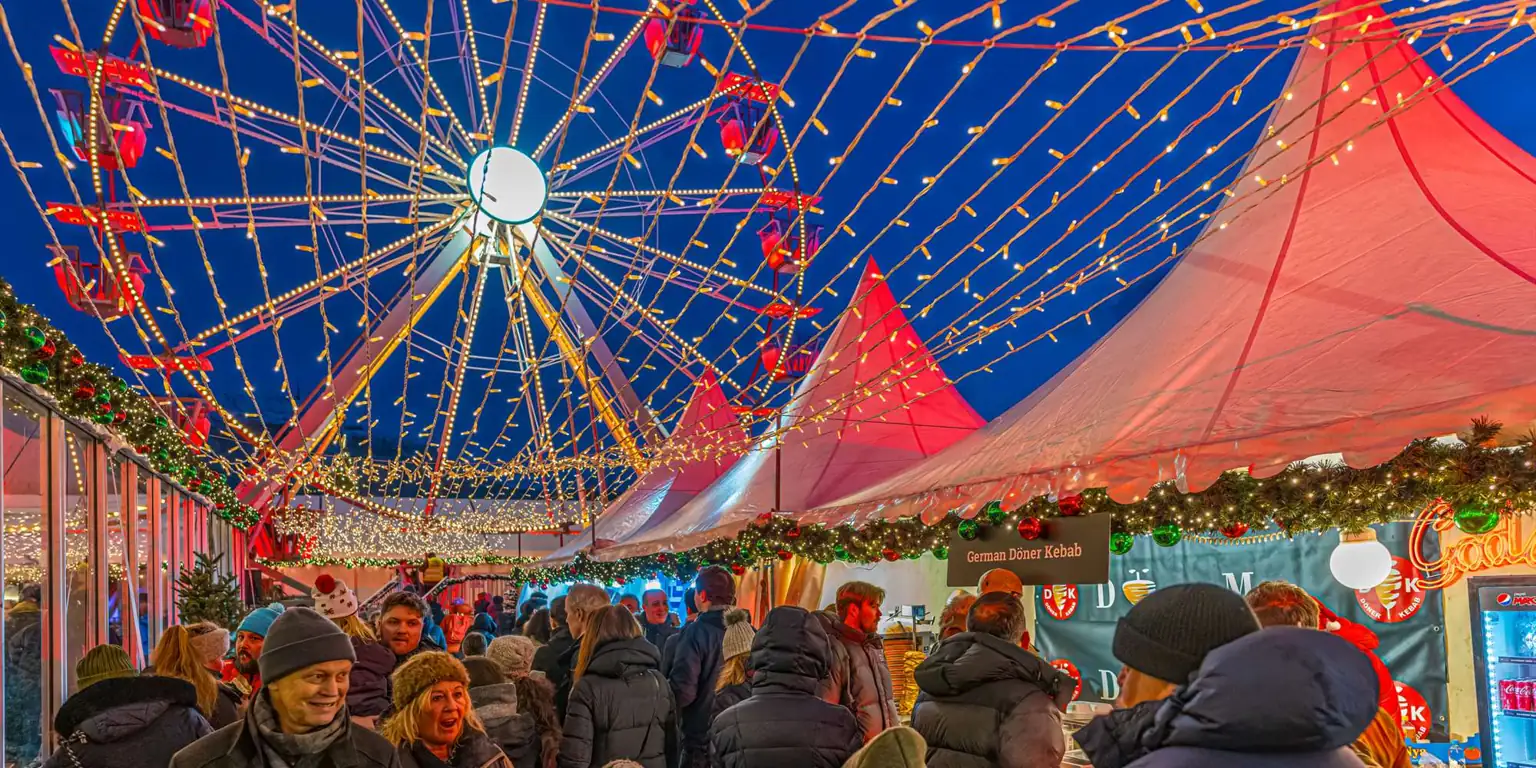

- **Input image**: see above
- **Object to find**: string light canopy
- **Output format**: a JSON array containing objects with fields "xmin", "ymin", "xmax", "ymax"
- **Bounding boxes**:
[{"xmin": 6, "ymin": 0, "xmax": 1528, "ymax": 559}]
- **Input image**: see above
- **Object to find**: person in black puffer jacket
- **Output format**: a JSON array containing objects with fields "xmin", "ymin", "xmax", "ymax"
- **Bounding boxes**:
[
  {"xmin": 314, "ymin": 574, "xmax": 396, "ymax": 724},
  {"xmin": 45, "ymin": 645, "xmax": 212, "ymax": 768},
  {"xmin": 668, "ymin": 567, "xmax": 732, "ymax": 768},
  {"xmin": 710, "ymin": 606, "xmax": 862, "ymax": 768},
  {"xmin": 559, "ymin": 606, "xmax": 678, "ymax": 768},
  {"xmin": 912, "ymin": 592, "xmax": 1074, "ymax": 768},
  {"xmin": 487, "ymin": 635, "xmax": 562, "ymax": 768}
]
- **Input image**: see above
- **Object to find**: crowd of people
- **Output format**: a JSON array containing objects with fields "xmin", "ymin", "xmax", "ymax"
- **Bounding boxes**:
[{"xmin": 3, "ymin": 564, "xmax": 1413, "ymax": 768}]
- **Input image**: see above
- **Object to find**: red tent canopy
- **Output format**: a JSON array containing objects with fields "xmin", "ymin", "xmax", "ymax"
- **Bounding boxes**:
[
  {"xmin": 821, "ymin": 3, "xmax": 1536, "ymax": 522},
  {"xmin": 600, "ymin": 259, "xmax": 985, "ymax": 559},
  {"xmin": 544, "ymin": 369, "xmax": 746, "ymax": 563}
]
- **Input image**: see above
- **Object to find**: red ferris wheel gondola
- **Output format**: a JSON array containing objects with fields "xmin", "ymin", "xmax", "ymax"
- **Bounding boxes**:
[
  {"xmin": 757, "ymin": 217, "xmax": 823, "ymax": 274},
  {"xmin": 759, "ymin": 337, "xmax": 818, "ymax": 381},
  {"xmin": 50, "ymin": 89, "xmax": 151, "ymax": 170},
  {"xmin": 49, "ymin": 240, "xmax": 148, "ymax": 320},
  {"xmin": 718, "ymin": 99, "xmax": 779, "ymax": 167},
  {"xmin": 643, "ymin": 2, "xmax": 703, "ymax": 68},
  {"xmin": 135, "ymin": 0, "xmax": 216, "ymax": 49}
]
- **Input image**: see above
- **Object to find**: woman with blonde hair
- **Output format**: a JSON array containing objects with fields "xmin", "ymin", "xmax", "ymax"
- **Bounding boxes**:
[
  {"xmin": 560, "ymin": 605, "xmax": 677, "ymax": 768},
  {"xmin": 150, "ymin": 623, "xmax": 242, "ymax": 728},
  {"xmin": 383, "ymin": 651, "xmax": 514, "ymax": 768},
  {"xmin": 314, "ymin": 574, "xmax": 395, "ymax": 724},
  {"xmin": 711, "ymin": 609, "xmax": 755, "ymax": 721}
]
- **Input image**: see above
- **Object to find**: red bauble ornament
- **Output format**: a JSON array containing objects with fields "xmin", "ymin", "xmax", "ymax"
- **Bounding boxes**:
[
  {"xmin": 756, "ymin": 512, "xmax": 774, "ymax": 524},
  {"xmin": 112, "ymin": 411, "xmax": 127, "ymax": 425},
  {"xmin": 73, "ymin": 383, "xmax": 96, "ymax": 400},
  {"xmin": 1017, "ymin": 517, "xmax": 1044, "ymax": 540},
  {"xmin": 96, "ymin": 402, "xmax": 112, "ymax": 414},
  {"xmin": 787, "ymin": 526, "xmax": 802, "ymax": 539},
  {"xmin": 1057, "ymin": 494, "xmax": 1084, "ymax": 517},
  {"xmin": 656, "ymin": 553, "xmax": 670, "ymax": 563},
  {"xmin": 136, "ymin": 445, "xmax": 151, "ymax": 454},
  {"xmin": 34, "ymin": 340, "xmax": 56, "ymax": 361},
  {"xmin": 882, "ymin": 548, "xmax": 900, "ymax": 562},
  {"xmin": 730, "ymin": 563, "xmax": 746, "ymax": 575},
  {"xmin": 1220, "ymin": 522, "xmax": 1250, "ymax": 539},
  {"xmin": 776, "ymin": 549, "xmax": 793, "ymax": 561},
  {"xmin": 616, "ymin": 579, "xmax": 626, "ymax": 586},
  {"xmin": 66, "ymin": 350, "xmax": 84, "ymax": 368}
]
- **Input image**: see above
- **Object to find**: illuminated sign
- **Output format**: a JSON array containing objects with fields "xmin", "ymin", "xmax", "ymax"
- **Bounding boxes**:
[{"xmin": 1410, "ymin": 500, "xmax": 1529, "ymax": 590}]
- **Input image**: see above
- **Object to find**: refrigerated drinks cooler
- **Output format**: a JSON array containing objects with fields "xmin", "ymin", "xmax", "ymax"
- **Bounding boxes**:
[{"xmin": 1470, "ymin": 576, "xmax": 1536, "ymax": 767}]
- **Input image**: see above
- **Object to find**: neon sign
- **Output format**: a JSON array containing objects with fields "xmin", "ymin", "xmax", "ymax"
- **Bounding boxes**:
[{"xmin": 1410, "ymin": 500, "xmax": 1529, "ymax": 590}]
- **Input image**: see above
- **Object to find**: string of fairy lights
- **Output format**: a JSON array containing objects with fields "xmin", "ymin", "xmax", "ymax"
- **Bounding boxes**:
[{"xmin": 3, "ymin": 0, "xmax": 1530, "ymax": 565}]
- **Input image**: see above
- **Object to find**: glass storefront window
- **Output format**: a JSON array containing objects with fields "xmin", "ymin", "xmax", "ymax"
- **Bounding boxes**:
[
  {"xmin": 3, "ymin": 393, "xmax": 46, "ymax": 766},
  {"xmin": 106, "ymin": 459, "xmax": 126, "ymax": 650},
  {"xmin": 159, "ymin": 485, "xmax": 174, "ymax": 626},
  {"xmin": 135, "ymin": 469, "xmax": 152, "ymax": 665},
  {"xmin": 62, "ymin": 427, "xmax": 95, "ymax": 694}
]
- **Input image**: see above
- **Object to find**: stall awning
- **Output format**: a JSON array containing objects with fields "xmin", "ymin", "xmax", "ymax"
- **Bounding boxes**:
[
  {"xmin": 600, "ymin": 259, "xmax": 984, "ymax": 558},
  {"xmin": 819, "ymin": 2, "xmax": 1536, "ymax": 522},
  {"xmin": 543, "ymin": 370, "xmax": 746, "ymax": 563}
]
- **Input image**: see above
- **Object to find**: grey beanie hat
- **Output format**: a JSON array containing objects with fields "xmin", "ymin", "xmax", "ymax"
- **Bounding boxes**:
[{"xmin": 259, "ymin": 606, "xmax": 357, "ymax": 684}]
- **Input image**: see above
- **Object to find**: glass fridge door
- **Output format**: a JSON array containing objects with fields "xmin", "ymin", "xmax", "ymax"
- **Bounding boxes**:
[{"xmin": 1471, "ymin": 578, "xmax": 1536, "ymax": 768}]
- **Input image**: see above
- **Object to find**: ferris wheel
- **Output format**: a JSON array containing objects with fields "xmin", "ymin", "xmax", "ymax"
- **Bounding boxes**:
[{"xmin": 40, "ymin": 0, "xmax": 827, "ymax": 530}]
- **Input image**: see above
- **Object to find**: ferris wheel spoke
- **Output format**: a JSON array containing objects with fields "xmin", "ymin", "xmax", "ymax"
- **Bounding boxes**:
[
  {"xmin": 423, "ymin": 257, "xmax": 491, "ymax": 509},
  {"xmin": 532, "ymin": 13, "xmax": 648, "ymax": 161},
  {"xmin": 508, "ymin": 1, "xmax": 546, "ymax": 148},
  {"xmin": 178, "ymin": 217, "xmax": 456, "ymax": 349},
  {"xmin": 365, "ymin": 0, "xmax": 478, "ymax": 150},
  {"xmin": 452, "ymin": 0, "xmax": 490, "ymax": 135},
  {"xmin": 142, "ymin": 66, "xmax": 458, "ymax": 184},
  {"xmin": 120, "ymin": 191, "xmax": 466, "ymax": 211},
  {"xmin": 246, "ymin": 1, "xmax": 468, "ymax": 171},
  {"xmin": 542, "ymin": 210, "xmax": 779, "ymax": 299},
  {"xmin": 552, "ymin": 97, "xmax": 719, "ymax": 181}
]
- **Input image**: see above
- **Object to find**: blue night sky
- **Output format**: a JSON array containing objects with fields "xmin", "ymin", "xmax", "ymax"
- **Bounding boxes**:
[{"xmin": 1, "ymin": 0, "xmax": 1532, "ymax": 500}]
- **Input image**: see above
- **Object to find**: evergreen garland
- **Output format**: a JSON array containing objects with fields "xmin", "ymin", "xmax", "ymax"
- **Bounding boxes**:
[
  {"xmin": 0, "ymin": 277, "xmax": 259, "ymax": 528},
  {"xmin": 175, "ymin": 552, "xmax": 246, "ymax": 630}
]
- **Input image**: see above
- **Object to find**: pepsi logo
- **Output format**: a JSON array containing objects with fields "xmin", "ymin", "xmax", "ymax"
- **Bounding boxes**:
[
  {"xmin": 1499, "ymin": 593, "xmax": 1514, "ymax": 606},
  {"xmin": 1042, "ymin": 585, "xmax": 1079, "ymax": 620}
]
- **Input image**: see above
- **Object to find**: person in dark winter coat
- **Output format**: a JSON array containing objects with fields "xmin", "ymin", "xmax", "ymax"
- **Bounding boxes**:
[
  {"xmin": 559, "ymin": 606, "xmax": 679, "ymax": 768},
  {"xmin": 911, "ymin": 592, "xmax": 1073, "ymax": 768},
  {"xmin": 709, "ymin": 609, "xmax": 756, "ymax": 722},
  {"xmin": 532, "ymin": 597, "xmax": 577, "ymax": 702},
  {"xmin": 4, "ymin": 585, "xmax": 44, "ymax": 766},
  {"xmin": 315, "ymin": 574, "xmax": 396, "ymax": 722},
  {"xmin": 153, "ymin": 624, "xmax": 244, "ymax": 730},
  {"xmin": 639, "ymin": 589, "xmax": 680, "ymax": 652},
  {"xmin": 473, "ymin": 612, "xmax": 499, "ymax": 639},
  {"xmin": 171, "ymin": 607, "xmax": 400, "ymax": 768},
  {"xmin": 463, "ymin": 658, "xmax": 539, "ymax": 763},
  {"xmin": 488, "ymin": 635, "xmax": 562, "ymax": 768},
  {"xmin": 816, "ymin": 582, "xmax": 899, "ymax": 744},
  {"xmin": 382, "ymin": 652, "xmax": 514, "ymax": 768},
  {"xmin": 668, "ymin": 567, "xmax": 733, "ymax": 768},
  {"xmin": 710, "ymin": 606, "xmax": 862, "ymax": 768},
  {"xmin": 45, "ymin": 645, "xmax": 212, "ymax": 768},
  {"xmin": 1073, "ymin": 583, "xmax": 1263, "ymax": 768},
  {"xmin": 1111, "ymin": 627, "xmax": 1377, "ymax": 767}
]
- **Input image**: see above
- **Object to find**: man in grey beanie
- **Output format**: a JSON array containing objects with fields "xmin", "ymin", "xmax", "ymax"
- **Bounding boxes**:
[{"xmin": 170, "ymin": 607, "xmax": 401, "ymax": 768}]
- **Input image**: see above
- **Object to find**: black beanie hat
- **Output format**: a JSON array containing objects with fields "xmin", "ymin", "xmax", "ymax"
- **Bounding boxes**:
[
  {"xmin": 1113, "ymin": 583, "xmax": 1260, "ymax": 684},
  {"xmin": 259, "ymin": 606, "xmax": 357, "ymax": 685},
  {"xmin": 463, "ymin": 656, "xmax": 505, "ymax": 689}
]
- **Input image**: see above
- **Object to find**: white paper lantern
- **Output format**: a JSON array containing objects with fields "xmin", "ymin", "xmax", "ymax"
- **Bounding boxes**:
[{"xmin": 1330, "ymin": 528, "xmax": 1392, "ymax": 590}]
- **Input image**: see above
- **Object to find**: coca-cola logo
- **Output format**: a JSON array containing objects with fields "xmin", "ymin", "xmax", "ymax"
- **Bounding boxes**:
[
  {"xmin": 1041, "ymin": 584, "xmax": 1079, "ymax": 620},
  {"xmin": 1355, "ymin": 556, "xmax": 1425, "ymax": 623},
  {"xmin": 1394, "ymin": 681, "xmax": 1432, "ymax": 740},
  {"xmin": 1050, "ymin": 658, "xmax": 1083, "ymax": 701}
]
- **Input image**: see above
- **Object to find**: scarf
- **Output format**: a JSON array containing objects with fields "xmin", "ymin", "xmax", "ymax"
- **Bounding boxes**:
[{"xmin": 252, "ymin": 692, "xmax": 349, "ymax": 768}]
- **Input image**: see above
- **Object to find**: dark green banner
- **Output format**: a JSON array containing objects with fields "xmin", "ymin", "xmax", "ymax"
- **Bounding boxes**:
[{"xmin": 1034, "ymin": 523, "xmax": 1448, "ymax": 738}]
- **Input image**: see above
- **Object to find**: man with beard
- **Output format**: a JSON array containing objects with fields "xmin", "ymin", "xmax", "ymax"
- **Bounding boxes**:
[
  {"xmin": 377, "ymin": 591, "xmax": 442, "ymax": 672},
  {"xmin": 223, "ymin": 603, "xmax": 285, "ymax": 699}
]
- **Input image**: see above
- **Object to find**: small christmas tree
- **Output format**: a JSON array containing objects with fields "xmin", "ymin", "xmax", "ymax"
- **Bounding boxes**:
[{"xmin": 176, "ymin": 552, "xmax": 245, "ymax": 629}]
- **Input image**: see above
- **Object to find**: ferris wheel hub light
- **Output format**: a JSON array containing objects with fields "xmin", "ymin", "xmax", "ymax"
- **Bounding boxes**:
[{"xmin": 466, "ymin": 146, "xmax": 547, "ymax": 225}]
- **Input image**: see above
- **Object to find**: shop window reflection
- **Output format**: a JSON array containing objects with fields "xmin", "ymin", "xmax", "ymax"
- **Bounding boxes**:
[
  {"xmin": 62, "ymin": 427, "xmax": 94, "ymax": 695},
  {"xmin": 3, "ymin": 394, "xmax": 45, "ymax": 767}
]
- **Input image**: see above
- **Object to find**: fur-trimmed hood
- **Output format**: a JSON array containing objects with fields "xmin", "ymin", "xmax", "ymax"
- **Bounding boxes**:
[{"xmin": 54, "ymin": 676, "xmax": 200, "ymax": 739}]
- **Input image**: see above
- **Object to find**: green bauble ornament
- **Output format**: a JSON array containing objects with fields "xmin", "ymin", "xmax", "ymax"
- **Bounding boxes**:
[
  {"xmin": 154, "ymin": 416, "xmax": 170, "ymax": 428},
  {"xmin": 21, "ymin": 326, "xmax": 46, "ymax": 350},
  {"xmin": 931, "ymin": 546, "xmax": 949, "ymax": 560},
  {"xmin": 92, "ymin": 411, "xmax": 113, "ymax": 424},
  {"xmin": 154, "ymin": 448, "xmax": 170, "ymax": 463},
  {"xmin": 1455, "ymin": 501, "xmax": 1500, "ymax": 535},
  {"xmin": 833, "ymin": 545, "xmax": 850, "ymax": 562},
  {"xmin": 958, "ymin": 519, "xmax": 981, "ymax": 541},
  {"xmin": 93, "ymin": 392, "xmax": 111, "ymax": 405},
  {"xmin": 1109, "ymin": 531, "xmax": 1135, "ymax": 555},
  {"xmin": 19, "ymin": 362, "xmax": 49, "ymax": 385},
  {"xmin": 0, "ymin": 308, "xmax": 7, "ymax": 330},
  {"xmin": 1152, "ymin": 522, "xmax": 1183, "ymax": 547},
  {"xmin": 981, "ymin": 500, "xmax": 1006, "ymax": 526}
]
